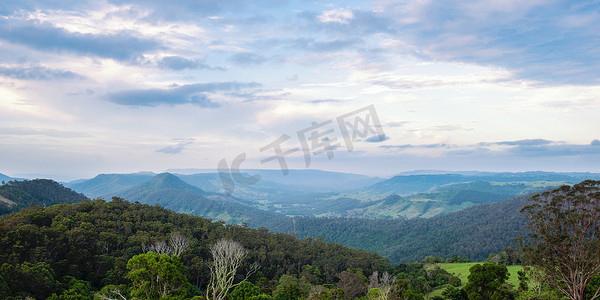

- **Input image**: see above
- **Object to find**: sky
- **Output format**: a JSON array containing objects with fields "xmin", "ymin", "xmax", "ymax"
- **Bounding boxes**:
[{"xmin": 1, "ymin": 0, "xmax": 600, "ymax": 181}]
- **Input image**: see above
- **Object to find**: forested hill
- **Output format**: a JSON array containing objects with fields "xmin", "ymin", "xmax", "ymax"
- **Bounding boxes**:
[
  {"xmin": 112, "ymin": 173, "xmax": 283, "ymax": 224},
  {"xmin": 0, "ymin": 198, "xmax": 390, "ymax": 299},
  {"xmin": 264, "ymin": 194, "xmax": 529, "ymax": 263},
  {"xmin": 0, "ymin": 179, "xmax": 88, "ymax": 215}
]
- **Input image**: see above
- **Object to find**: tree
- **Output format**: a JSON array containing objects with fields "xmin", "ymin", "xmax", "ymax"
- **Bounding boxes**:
[
  {"xmin": 230, "ymin": 281, "xmax": 261, "ymax": 300},
  {"xmin": 142, "ymin": 233, "xmax": 189, "ymax": 256},
  {"xmin": 207, "ymin": 239, "xmax": 259, "ymax": 300},
  {"xmin": 462, "ymin": 263, "xmax": 514, "ymax": 300},
  {"xmin": 521, "ymin": 180, "xmax": 600, "ymax": 300},
  {"xmin": 169, "ymin": 233, "xmax": 189, "ymax": 256},
  {"xmin": 368, "ymin": 271, "xmax": 396, "ymax": 299},
  {"xmin": 126, "ymin": 252, "xmax": 190, "ymax": 299},
  {"xmin": 272, "ymin": 274, "xmax": 310, "ymax": 300},
  {"xmin": 336, "ymin": 271, "xmax": 367, "ymax": 299}
]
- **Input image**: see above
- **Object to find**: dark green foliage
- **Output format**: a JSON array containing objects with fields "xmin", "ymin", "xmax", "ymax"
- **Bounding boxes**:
[
  {"xmin": 449, "ymin": 276, "xmax": 461, "ymax": 287},
  {"xmin": 462, "ymin": 263, "xmax": 515, "ymax": 300},
  {"xmin": 230, "ymin": 281, "xmax": 261, "ymax": 300},
  {"xmin": 442, "ymin": 286, "xmax": 467, "ymax": 300},
  {"xmin": 127, "ymin": 252, "xmax": 191, "ymax": 299},
  {"xmin": 47, "ymin": 277, "xmax": 94, "ymax": 300},
  {"xmin": 273, "ymin": 274, "xmax": 310, "ymax": 300},
  {"xmin": 0, "ymin": 261, "xmax": 61, "ymax": 299},
  {"xmin": 266, "ymin": 195, "xmax": 529, "ymax": 263},
  {"xmin": 0, "ymin": 198, "xmax": 390, "ymax": 298},
  {"xmin": 0, "ymin": 179, "xmax": 88, "ymax": 215}
]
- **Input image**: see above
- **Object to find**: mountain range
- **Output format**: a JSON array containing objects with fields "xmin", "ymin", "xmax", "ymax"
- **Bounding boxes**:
[{"xmin": 3, "ymin": 169, "xmax": 600, "ymax": 263}]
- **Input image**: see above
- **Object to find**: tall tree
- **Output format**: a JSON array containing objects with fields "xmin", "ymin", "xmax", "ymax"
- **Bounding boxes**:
[
  {"xmin": 207, "ymin": 239, "xmax": 258, "ymax": 300},
  {"xmin": 521, "ymin": 180, "xmax": 600, "ymax": 300}
]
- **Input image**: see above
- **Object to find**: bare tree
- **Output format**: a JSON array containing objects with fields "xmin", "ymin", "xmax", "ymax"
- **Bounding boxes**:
[
  {"xmin": 207, "ymin": 239, "xmax": 259, "ymax": 300},
  {"xmin": 521, "ymin": 180, "xmax": 600, "ymax": 300},
  {"xmin": 145, "ymin": 240, "xmax": 171, "ymax": 255},
  {"xmin": 170, "ymin": 233, "xmax": 190, "ymax": 256},
  {"xmin": 368, "ymin": 271, "xmax": 396, "ymax": 300},
  {"xmin": 336, "ymin": 271, "xmax": 367, "ymax": 300},
  {"xmin": 142, "ymin": 233, "xmax": 190, "ymax": 257}
]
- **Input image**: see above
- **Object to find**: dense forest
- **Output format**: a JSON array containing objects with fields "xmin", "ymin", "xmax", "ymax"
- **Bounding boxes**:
[
  {"xmin": 264, "ymin": 195, "xmax": 529, "ymax": 262},
  {"xmin": 0, "ymin": 198, "xmax": 393, "ymax": 299},
  {"xmin": 0, "ymin": 178, "xmax": 529, "ymax": 263}
]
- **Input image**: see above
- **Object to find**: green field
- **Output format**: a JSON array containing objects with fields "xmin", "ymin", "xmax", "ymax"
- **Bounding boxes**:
[{"xmin": 429, "ymin": 263, "xmax": 523, "ymax": 297}]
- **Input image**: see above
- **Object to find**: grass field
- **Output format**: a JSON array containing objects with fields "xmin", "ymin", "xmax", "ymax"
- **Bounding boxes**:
[{"xmin": 428, "ymin": 263, "xmax": 523, "ymax": 297}]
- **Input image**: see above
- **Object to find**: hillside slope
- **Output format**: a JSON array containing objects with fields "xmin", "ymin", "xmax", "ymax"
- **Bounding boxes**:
[
  {"xmin": 113, "ymin": 173, "xmax": 282, "ymax": 224},
  {"xmin": 264, "ymin": 194, "xmax": 530, "ymax": 263},
  {"xmin": 0, "ymin": 179, "xmax": 88, "ymax": 215}
]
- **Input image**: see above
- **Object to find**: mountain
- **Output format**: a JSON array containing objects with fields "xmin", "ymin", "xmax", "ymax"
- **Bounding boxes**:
[
  {"xmin": 0, "ymin": 173, "xmax": 25, "ymax": 183},
  {"xmin": 0, "ymin": 179, "xmax": 88, "ymax": 215},
  {"xmin": 170, "ymin": 168, "xmax": 383, "ymax": 192},
  {"xmin": 326, "ymin": 181, "xmax": 561, "ymax": 219},
  {"xmin": 263, "ymin": 193, "xmax": 531, "ymax": 263},
  {"xmin": 365, "ymin": 172, "xmax": 600, "ymax": 195},
  {"xmin": 67, "ymin": 172, "xmax": 156, "ymax": 198},
  {"xmin": 112, "ymin": 173, "xmax": 281, "ymax": 224},
  {"xmin": 0, "ymin": 173, "xmax": 13, "ymax": 183}
]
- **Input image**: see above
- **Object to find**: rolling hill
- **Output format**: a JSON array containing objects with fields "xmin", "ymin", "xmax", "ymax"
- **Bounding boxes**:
[
  {"xmin": 263, "ymin": 193, "xmax": 531, "ymax": 263},
  {"xmin": 111, "ymin": 173, "xmax": 282, "ymax": 224},
  {"xmin": 363, "ymin": 172, "xmax": 600, "ymax": 195},
  {"xmin": 0, "ymin": 179, "xmax": 89, "ymax": 215},
  {"xmin": 67, "ymin": 172, "xmax": 156, "ymax": 198}
]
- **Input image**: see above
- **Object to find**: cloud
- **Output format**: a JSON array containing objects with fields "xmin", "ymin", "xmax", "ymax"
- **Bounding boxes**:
[
  {"xmin": 365, "ymin": 134, "xmax": 389, "ymax": 143},
  {"xmin": 292, "ymin": 38, "xmax": 359, "ymax": 52},
  {"xmin": 380, "ymin": 143, "xmax": 450, "ymax": 150},
  {"xmin": 494, "ymin": 139, "xmax": 554, "ymax": 146},
  {"xmin": 308, "ymin": 99, "xmax": 344, "ymax": 104},
  {"xmin": 156, "ymin": 138, "xmax": 194, "ymax": 154},
  {"xmin": 0, "ymin": 127, "xmax": 90, "ymax": 138},
  {"xmin": 504, "ymin": 144, "xmax": 600, "ymax": 157},
  {"xmin": 385, "ymin": 121, "xmax": 411, "ymax": 128},
  {"xmin": 376, "ymin": 0, "xmax": 600, "ymax": 84},
  {"xmin": 106, "ymin": 82, "xmax": 261, "ymax": 107},
  {"xmin": 230, "ymin": 53, "xmax": 268, "ymax": 66},
  {"xmin": 299, "ymin": 9, "xmax": 395, "ymax": 35},
  {"xmin": 0, "ymin": 20, "xmax": 161, "ymax": 61},
  {"xmin": 157, "ymin": 56, "xmax": 222, "ymax": 70},
  {"xmin": 318, "ymin": 9, "xmax": 354, "ymax": 24},
  {"xmin": 0, "ymin": 65, "xmax": 83, "ymax": 80}
]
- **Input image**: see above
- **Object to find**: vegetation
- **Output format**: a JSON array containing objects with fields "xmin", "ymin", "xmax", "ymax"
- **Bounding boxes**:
[
  {"xmin": 521, "ymin": 180, "xmax": 600, "ymax": 300},
  {"xmin": 266, "ymin": 195, "xmax": 529, "ymax": 262},
  {"xmin": 0, "ymin": 197, "xmax": 390, "ymax": 299},
  {"xmin": 0, "ymin": 179, "xmax": 88, "ymax": 215}
]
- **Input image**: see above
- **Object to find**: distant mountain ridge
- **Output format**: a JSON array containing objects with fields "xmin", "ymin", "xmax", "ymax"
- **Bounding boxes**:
[
  {"xmin": 65, "ymin": 170, "xmax": 598, "ymax": 221},
  {"xmin": 67, "ymin": 172, "xmax": 156, "ymax": 198},
  {"xmin": 365, "ymin": 172, "xmax": 600, "ymax": 195},
  {"xmin": 111, "ymin": 173, "xmax": 281, "ymax": 223},
  {"xmin": 0, "ymin": 173, "xmax": 24, "ymax": 183}
]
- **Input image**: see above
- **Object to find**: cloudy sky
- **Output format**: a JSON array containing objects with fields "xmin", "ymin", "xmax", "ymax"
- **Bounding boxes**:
[{"xmin": 1, "ymin": 0, "xmax": 600, "ymax": 181}]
